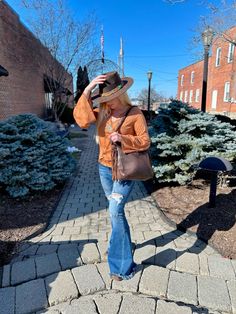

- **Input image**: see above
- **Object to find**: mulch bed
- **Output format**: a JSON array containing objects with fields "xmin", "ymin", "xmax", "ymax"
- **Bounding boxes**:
[
  {"xmin": 0, "ymin": 185, "xmax": 65, "ymax": 266},
  {"xmin": 151, "ymin": 179, "xmax": 236, "ymax": 259}
]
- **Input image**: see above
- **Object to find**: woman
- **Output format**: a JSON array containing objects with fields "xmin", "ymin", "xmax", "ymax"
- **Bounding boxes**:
[{"xmin": 73, "ymin": 71, "xmax": 150, "ymax": 281}]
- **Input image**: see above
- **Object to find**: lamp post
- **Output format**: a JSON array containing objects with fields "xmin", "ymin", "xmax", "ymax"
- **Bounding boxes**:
[
  {"xmin": 201, "ymin": 26, "xmax": 214, "ymax": 112},
  {"xmin": 147, "ymin": 71, "xmax": 152, "ymax": 115}
]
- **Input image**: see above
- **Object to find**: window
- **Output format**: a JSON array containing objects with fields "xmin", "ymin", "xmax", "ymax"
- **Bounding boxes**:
[
  {"xmin": 228, "ymin": 43, "xmax": 235, "ymax": 63},
  {"xmin": 195, "ymin": 89, "xmax": 200, "ymax": 102},
  {"xmin": 180, "ymin": 91, "xmax": 183, "ymax": 101},
  {"xmin": 224, "ymin": 82, "xmax": 230, "ymax": 102},
  {"xmin": 189, "ymin": 90, "xmax": 193, "ymax": 103},
  {"xmin": 215, "ymin": 47, "xmax": 221, "ymax": 67},
  {"xmin": 190, "ymin": 71, "xmax": 195, "ymax": 84},
  {"xmin": 45, "ymin": 93, "xmax": 53, "ymax": 109},
  {"xmin": 180, "ymin": 74, "xmax": 184, "ymax": 86},
  {"xmin": 211, "ymin": 90, "xmax": 218, "ymax": 109},
  {"xmin": 184, "ymin": 91, "xmax": 188, "ymax": 103}
]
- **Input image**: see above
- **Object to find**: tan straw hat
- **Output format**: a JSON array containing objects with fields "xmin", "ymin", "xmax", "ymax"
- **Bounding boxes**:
[{"xmin": 91, "ymin": 71, "xmax": 133, "ymax": 103}]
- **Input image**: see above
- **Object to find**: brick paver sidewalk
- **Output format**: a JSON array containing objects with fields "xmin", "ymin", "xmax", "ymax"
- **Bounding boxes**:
[{"xmin": 0, "ymin": 125, "xmax": 236, "ymax": 314}]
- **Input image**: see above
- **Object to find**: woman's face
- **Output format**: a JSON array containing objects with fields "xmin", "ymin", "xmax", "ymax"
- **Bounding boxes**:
[{"xmin": 107, "ymin": 97, "xmax": 123, "ymax": 110}]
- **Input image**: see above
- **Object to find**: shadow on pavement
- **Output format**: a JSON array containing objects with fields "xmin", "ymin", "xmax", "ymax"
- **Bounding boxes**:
[{"xmin": 140, "ymin": 189, "xmax": 236, "ymax": 266}]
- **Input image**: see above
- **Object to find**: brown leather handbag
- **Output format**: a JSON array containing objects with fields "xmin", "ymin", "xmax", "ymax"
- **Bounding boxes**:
[{"xmin": 111, "ymin": 107, "xmax": 154, "ymax": 181}]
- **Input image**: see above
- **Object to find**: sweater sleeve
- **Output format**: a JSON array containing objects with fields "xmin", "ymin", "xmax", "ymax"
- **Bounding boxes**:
[
  {"xmin": 121, "ymin": 112, "xmax": 151, "ymax": 153},
  {"xmin": 73, "ymin": 94, "xmax": 98, "ymax": 129}
]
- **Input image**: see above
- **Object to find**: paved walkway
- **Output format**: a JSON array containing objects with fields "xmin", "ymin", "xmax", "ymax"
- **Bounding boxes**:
[{"xmin": 0, "ymin": 125, "xmax": 236, "ymax": 314}]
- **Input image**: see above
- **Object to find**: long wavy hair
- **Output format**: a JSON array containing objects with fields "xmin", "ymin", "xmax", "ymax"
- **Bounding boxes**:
[
  {"xmin": 95, "ymin": 92, "xmax": 132, "ymax": 143},
  {"xmin": 97, "ymin": 92, "xmax": 132, "ymax": 129}
]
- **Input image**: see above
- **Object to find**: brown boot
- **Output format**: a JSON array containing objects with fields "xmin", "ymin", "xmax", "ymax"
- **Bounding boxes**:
[{"xmin": 110, "ymin": 275, "xmax": 123, "ymax": 281}]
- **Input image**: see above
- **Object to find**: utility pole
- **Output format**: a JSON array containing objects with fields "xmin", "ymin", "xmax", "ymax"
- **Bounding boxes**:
[
  {"xmin": 101, "ymin": 25, "xmax": 105, "ymax": 65},
  {"xmin": 119, "ymin": 37, "xmax": 124, "ymax": 77}
]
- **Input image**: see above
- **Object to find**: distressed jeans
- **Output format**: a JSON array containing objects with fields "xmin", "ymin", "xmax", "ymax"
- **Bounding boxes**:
[{"xmin": 98, "ymin": 163, "xmax": 137, "ymax": 280}]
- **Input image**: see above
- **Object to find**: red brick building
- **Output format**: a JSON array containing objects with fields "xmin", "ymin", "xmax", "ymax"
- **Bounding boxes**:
[
  {"xmin": 0, "ymin": 0, "xmax": 73, "ymax": 120},
  {"xmin": 177, "ymin": 26, "xmax": 236, "ymax": 118}
]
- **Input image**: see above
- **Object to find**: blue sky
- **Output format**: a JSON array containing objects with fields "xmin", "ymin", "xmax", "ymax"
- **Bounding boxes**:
[{"xmin": 6, "ymin": 0, "xmax": 217, "ymax": 98}]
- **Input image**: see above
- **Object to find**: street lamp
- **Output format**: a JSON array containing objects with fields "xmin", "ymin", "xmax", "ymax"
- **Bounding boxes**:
[
  {"xmin": 147, "ymin": 71, "xmax": 153, "ymax": 114},
  {"xmin": 201, "ymin": 26, "xmax": 214, "ymax": 112}
]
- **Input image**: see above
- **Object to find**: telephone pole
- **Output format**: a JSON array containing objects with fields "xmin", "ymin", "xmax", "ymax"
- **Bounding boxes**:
[{"xmin": 119, "ymin": 37, "xmax": 124, "ymax": 77}]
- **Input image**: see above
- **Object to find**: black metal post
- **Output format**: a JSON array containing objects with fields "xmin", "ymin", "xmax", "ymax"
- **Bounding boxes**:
[
  {"xmin": 201, "ymin": 47, "xmax": 210, "ymax": 112},
  {"xmin": 147, "ymin": 77, "xmax": 151, "ymax": 113},
  {"xmin": 209, "ymin": 171, "xmax": 218, "ymax": 208}
]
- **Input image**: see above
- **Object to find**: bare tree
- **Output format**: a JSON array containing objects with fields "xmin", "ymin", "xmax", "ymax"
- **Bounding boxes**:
[
  {"xmin": 162, "ymin": 0, "xmax": 235, "ymax": 52},
  {"xmin": 196, "ymin": 1, "xmax": 236, "ymax": 44},
  {"xmin": 21, "ymin": 0, "xmax": 100, "ymax": 121},
  {"xmin": 137, "ymin": 87, "xmax": 167, "ymax": 110}
]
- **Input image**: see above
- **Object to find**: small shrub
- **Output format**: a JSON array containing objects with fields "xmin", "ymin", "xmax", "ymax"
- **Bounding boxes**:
[
  {"xmin": 60, "ymin": 105, "xmax": 75, "ymax": 124},
  {"xmin": 0, "ymin": 114, "xmax": 76, "ymax": 198},
  {"xmin": 149, "ymin": 100, "xmax": 236, "ymax": 185}
]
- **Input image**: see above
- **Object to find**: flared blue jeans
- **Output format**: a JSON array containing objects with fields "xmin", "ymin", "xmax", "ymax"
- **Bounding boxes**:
[{"xmin": 98, "ymin": 163, "xmax": 137, "ymax": 280}]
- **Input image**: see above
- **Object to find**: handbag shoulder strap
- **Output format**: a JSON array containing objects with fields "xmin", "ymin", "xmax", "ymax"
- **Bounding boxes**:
[{"xmin": 114, "ymin": 106, "xmax": 133, "ymax": 133}]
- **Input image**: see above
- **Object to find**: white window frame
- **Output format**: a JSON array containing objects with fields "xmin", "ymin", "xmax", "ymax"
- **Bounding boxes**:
[
  {"xmin": 189, "ymin": 90, "xmax": 193, "ymax": 103},
  {"xmin": 184, "ymin": 91, "xmax": 188, "ymax": 103},
  {"xmin": 190, "ymin": 71, "xmax": 195, "ymax": 84},
  {"xmin": 228, "ymin": 43, "xmax": 235, "ymax": 63},
  {"xmin": 45, "ymin": 92, "xmax": 53, "ymax": 109},
  {"xmin": 180, "ymin": 74, "xmax": 184, "ymax": 86},
  {"xmin": 180, "ymin": 91, "xmax": 183, "ymax": 101},
  {"xmin": 215, "ymin": 47, "xmax": 221, "ymax": 67},
  {"xmin": 211, "ymin": 90, "xmax": 218, "ymax": 109},
  {"xmin": 223, "ymin": 82, "xmax": 230, "ymax": 102},
  {"xmin": 195, "ymin": 89, "xmax": 200, "ymax": 102}
]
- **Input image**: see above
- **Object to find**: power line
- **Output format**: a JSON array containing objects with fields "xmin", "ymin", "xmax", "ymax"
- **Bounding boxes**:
[
  {"xmin": 125, "ymin": 54, "xmax": 189, "ymax": 58},
  {"xmin": 125, "ymin": 60, "xmax": 177, "ymax": 75}
]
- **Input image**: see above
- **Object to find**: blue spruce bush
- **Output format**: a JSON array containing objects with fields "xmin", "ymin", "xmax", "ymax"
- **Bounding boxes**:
[
  {"xmin": 150, "ymin": 100, "xmax": 236, "ymax": 185},
  {"xmin": 0, "ymin": 114, "xmax": 76, "ymax": 197}
]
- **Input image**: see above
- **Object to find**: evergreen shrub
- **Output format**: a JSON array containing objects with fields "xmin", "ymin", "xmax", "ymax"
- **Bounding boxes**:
[
  {"xmin": 215, "ymin": 114, "xmax": 236, "ymax": 130},
  {"xmin": 0, "ymin": 114, "xmax": 76, "ymax": 198},
  {"xmin": 149, "ymin": 100, "xmax": 236, "ymax": 185},
  {"xmin": 60, "ymin": 105, "xmax": 75, "ymax": 124}
]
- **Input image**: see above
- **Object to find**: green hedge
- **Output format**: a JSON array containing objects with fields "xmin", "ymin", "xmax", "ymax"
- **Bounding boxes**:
[
  {"xmin": 149, "ymin": 100, "xmax": 236, "ymax": 185},
  {"xmin": 0, "ymin": 114, "xmax": 76, "ymax": 197}
]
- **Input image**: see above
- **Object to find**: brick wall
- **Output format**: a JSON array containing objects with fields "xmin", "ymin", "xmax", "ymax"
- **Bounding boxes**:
[
  {"xmin": 177, "ymin": 26, "xmax": 236, "ymax": 118},
  {"xmin": 0, "ymin": 1, "xmax": 73, "ymax": 120},
  {"xmin": 178, "ymin": 60, "xmax": 204, "ymax": 110}
]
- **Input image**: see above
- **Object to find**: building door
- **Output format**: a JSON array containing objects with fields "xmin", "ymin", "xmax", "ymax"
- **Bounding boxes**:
[{"xmin": 211, "ymin": 90, "xmax": 218, "ymax": 109}]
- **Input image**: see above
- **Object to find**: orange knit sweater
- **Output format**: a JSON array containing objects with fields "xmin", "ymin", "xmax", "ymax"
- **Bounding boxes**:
[{"xmin": 73, "ymin": 94, "xmax": 151, "ymax": 167}]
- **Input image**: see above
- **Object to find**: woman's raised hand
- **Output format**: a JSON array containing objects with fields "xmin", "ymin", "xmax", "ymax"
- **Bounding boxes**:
[
  {"xmin": 110, "ymin": 132, "xmax": 122, "ymax": 143},
  {"xmin": 83, "ymin": 75, "xmax": 107, "ymax": 98}
]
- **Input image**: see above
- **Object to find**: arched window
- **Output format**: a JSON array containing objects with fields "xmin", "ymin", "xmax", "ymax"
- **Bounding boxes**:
[
  {"xmin": 190, "ymin": 71, "xmax": 195, "ymax": 84},
  {"xmin": 215, "ymin": 47, "xmax": 222, "ymax": 67},
  {"xmin": 223, "ymin": 82, "xmax": 230, "ymax": 102},
  {"xmin": 228, "ymin": 43, "xmax": 235, "ymax": 63}
]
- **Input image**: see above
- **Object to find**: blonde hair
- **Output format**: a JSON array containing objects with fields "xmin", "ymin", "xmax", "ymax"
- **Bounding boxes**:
[
  {"xmin": 95, "ymin": 92, "xmax": 132, "ymax": 143},
  {"xmin": 97, "ymin": 92, "xmax": 132, "ymax": 129}
]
